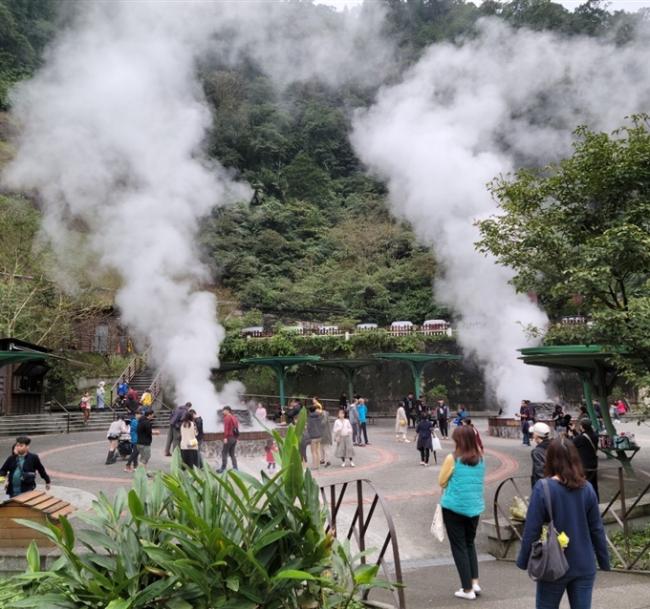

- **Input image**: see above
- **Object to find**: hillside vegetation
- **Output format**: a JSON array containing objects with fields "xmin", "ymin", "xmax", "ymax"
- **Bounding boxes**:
[{"xmin": 0, "ymin": 0, "xmax": 646, "ymax": 344}]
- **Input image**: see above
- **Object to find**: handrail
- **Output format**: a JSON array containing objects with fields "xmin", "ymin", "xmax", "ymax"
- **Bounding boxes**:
[
  {"xmin": 109, "ymin": 347, "xmax": 150, "ymax": 405},
  {"xmin": 319, "ymin": 478, "xmax": 405, "ymax": 609}
]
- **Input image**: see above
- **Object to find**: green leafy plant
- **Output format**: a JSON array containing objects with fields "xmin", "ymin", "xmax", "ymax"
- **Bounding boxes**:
[{"xmin": 0, "ymin": 411, "xmax": 393, "ymax": 609}]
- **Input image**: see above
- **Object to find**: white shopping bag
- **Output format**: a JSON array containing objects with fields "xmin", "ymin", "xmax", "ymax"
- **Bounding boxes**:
[{"xmin": 430, "ymin": 503, "xmax": 445, "ymax": 542}]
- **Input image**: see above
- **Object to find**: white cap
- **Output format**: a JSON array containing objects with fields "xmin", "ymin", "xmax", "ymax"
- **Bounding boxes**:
[{"xmin": 531, "ymin": 422, "xmax": 551, "ymax": 438}]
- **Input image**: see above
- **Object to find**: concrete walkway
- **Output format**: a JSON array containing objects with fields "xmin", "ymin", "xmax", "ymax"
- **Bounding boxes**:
[{"xmin": 1, "ymin": 418, "xmax": 649, "ymax": 608}]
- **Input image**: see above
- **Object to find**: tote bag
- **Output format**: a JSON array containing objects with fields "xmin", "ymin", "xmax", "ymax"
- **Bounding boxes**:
[
  {"xmin": 431, "ymin": 430, "xmax": 442, "ymax": 451},
  {"xmin": 430, "ymin": 503, "xmax": 445, "ymax": 542},
  {"xmin": 527, "ymin": 479, "xmax": 569, "ymax": 582}
]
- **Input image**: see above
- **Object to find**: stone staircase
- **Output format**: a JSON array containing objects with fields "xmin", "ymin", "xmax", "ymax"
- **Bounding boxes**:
[{"xmin": 0, "ymin": 407, "xmax": 171, "ymax": 437}]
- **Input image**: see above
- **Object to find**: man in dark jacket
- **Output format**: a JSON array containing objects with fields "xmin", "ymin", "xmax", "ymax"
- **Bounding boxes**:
[
  {"xmin": 403, "ymin": 393, "xmax": 417, "ymax": 428},
  {"xmin": 1, "ymin": 436, "xmax": 51, "ymax": 497},
  {"xmin": 436, "ymin": 399, "xmax": 450, "ymax": 439},
  {"xmin": 164, "ymin": 402, "xmax": 189, "ymax": 456},
  {"xmin": 530, "ymin": 422, "xmax": 551, "ymax": 489}
]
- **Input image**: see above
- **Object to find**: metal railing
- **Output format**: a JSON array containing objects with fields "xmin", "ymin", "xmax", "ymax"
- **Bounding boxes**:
[
  {"xmin": 319, "ymin": 478, "xmax": 405, "ymax": 609},
  {"xmin": 109, "ymin": 348, "xmax": 150, "ymax": 406},
  {"xmin": 492, "ymin": 468, "xmax": 650, "ymax": 572}
]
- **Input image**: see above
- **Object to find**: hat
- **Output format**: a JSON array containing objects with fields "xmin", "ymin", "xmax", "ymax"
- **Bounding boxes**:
[{"xmin": 531, "ymin": 422, "xmax": 551, "ymax": 438}]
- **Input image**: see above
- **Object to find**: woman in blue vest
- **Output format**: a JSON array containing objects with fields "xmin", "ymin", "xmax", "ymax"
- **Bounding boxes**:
[{"xmin": 438, "ymin": 425, "xmax": 485, "ymax": 600}]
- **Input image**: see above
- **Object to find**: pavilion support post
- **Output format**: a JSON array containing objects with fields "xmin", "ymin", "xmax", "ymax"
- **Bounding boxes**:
[
  {"xmin": 344, "ymin": 369, "xmax": 355, "ymax": 404},
  {"xmin": 594, "ymin": 363, "xmax": 617, "ymax": 439},
  {"xmin": 410, "ymin": 362, "xmax": 427, "ymax": 400},
  {"xmin": 579, "ymin": 373, "xmax": 600, "ymax": 432},
  {"xmin": 271, "ymin": 365, "xmax": 288, "ymax": 408}
]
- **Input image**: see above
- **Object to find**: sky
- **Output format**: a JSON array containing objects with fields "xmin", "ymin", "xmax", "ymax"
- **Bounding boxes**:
[{"xmin": 317, "ymin": 0, "xmax": 650, "ymax": 13}]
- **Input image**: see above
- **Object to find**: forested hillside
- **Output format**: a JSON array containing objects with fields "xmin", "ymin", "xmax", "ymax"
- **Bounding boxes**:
[{"xmin": 0, "ymin": 0, "xmax": 646, "ymax": 339}]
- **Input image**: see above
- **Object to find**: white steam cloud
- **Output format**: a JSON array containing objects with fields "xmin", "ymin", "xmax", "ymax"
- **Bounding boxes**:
[
  {"xmin": 2, "ymin": 2, "xmax": 251, "ymax": 430},
  {"xmin": 351, "ymin": 20, "xmax": 650, "ymax": 412}
]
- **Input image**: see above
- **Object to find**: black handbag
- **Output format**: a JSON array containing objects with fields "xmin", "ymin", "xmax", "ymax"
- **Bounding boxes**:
[{"xmin": 527, "ymin": 479, "xmax": 569, "ymax": 582}]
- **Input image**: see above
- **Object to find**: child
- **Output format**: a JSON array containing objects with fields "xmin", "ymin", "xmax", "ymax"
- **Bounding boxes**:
[
  {"xmin": 333, "ymin": 408, "xmax": 355, "ymax": 467},
  {"xmin": 265, "ymin": 439, "xmax": 277, "ymax": 471}
]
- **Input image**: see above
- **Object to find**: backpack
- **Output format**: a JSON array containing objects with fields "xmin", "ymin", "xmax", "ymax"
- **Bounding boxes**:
[{"xmin": 233, "ymin": 423, "xmax": 240, "ymax": 438}]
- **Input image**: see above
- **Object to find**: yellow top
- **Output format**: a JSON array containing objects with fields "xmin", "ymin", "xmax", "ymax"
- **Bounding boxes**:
[{"xmin": 438, "ymin": 453, "xmax": 455, "ymax": 488}]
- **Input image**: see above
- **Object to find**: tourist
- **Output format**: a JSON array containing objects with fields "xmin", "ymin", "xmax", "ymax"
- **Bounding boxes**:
[
  {"xmin": 285, "ymin": 399, "xmax": 302, "ymax": 425},
  {"xmin": 307, "ymin": 404, "xmax": 323, "ymax": 470},
  {"xmin": 318, "ymin": 404, "xmax": 332, "ymax": 467},
  {"xmin": 333, "ymin": 408, "xmax": 355, "ymax": 467},
  {"xmin": 339, "ymin": 392, "xmax": 349, "ymax": 411},
  {"xmin": 179, "ymin": 411, "xmax": 199, "ymax": 468},
  {"xmin": 518, "ymin": 400, "xmax": 534, "ymax": 443},
  {"xmin": 140, "ymin": 388, "xmax": 153, "ymax": 408},
  {"xmin": 609, "ymin": 402, "xmax": 619, "ymax": 422},
  {"xmin": 572, "ymin": 421, "xmax": 599, "ymax": 500},
  {"xmin": 124, "ymin": 410, "xmax": 141, "ymax": 472},
  {"xmin": 165, "ymin": 402, "xmax": 189, "ymax": 457},
  {"xmin": 357, "ymin": 397, "xmax": 369, "ymax": 445},
  {"xmin": 0, "ymin": 436, "xmax": 51, "ymax": 497},
  {"xmin": 462, "ymin": 418, "xmax": 484, "ymax": 453},
  {"xmin": 530, "ymin": 422, "xmax": 551, "ymax": 489},
  {"xmin": 454, "ymin": 404, "xmax": 469, "ymax": 426},
  {"xmin": 415, "ymin": 399, "xmax": 426, "ymax": 422},
  {"xmin": 116, "ymin": 376, "xmax": 129, "ymax": 405},
  {"xmin": 217, "ymin": 406, "xmax": 239, "ymax": 473},
  {"xmin": 96, "ymin": 381, "xmax": 106, "ymax": 410},
  {"xmin": 136, "ymin": 409, "xmax": 157, "ymax": 471},
  {"xmin": 125, "ymin": 387, "xmax": 140, "ymax": 415},
  {"xmin": 438, "ymin": 425, "xmax": 485, "ymax": 600},
  {"xmin": 616, "ymin": 398, "xmax": 628, "ymax": 418},
  {"xmin": 552, "ymin": 405, "xmax": 568, "ymax": 436},
  {"xmin": 105, "ymin": 416, "xmax": 128, "ymax": 465},
  {"xmin": 415, "ymin": 414, "xmax": 434, "ymax": 466},
  {"xmin": 80, "ymin": 390, "xmax": 91, "ymax": 424},
  {"xmin": 516, "ymin": 439, "xmax": 609, "ymax": 609},
  {"xmin": 522, "ymin": 415, "xmax": 532, "ymax": 446},
  {"xmin": 395, "ymin": 401, "xmax": 409, "ymax": 442},
  {"xmin": 348, "ymin": 397, "xmax": 361, "ymax": 446},
  {"xmin": 189, "ymin": 409, "xmax": 204, "ymax": 466},
  {"xmin": 255, "ymin": 402, "xmax": 267, "ymax": 421},
  {"xmin": 403, "ymin": 392, "xmax": 417, "ymax": 428},
  {"xmin": 264, "ymin": 439, "xmax": 277, "ymax": 471},
  {"xmin": 436, "ymin": 399, "xmax": 450, "ymax": 439}
]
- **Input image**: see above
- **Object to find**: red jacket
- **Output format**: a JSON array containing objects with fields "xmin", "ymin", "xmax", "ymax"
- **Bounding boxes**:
[{"xmin": 223, "ymin": 413, "xmax": 239, "ymax": 439}]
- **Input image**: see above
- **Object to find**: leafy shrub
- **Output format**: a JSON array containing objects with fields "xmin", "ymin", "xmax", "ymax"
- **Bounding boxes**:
[{"xmin": 0, "ymin": 414, "xmax": 391, "ymax": 608}]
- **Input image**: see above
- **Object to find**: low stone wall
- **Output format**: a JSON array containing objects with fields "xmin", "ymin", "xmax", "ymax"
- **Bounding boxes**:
[
  {"xmin": 488, "ymin": 417, "xmax": 522, "ymax": 440},
  {"xmin": 202, "ymin": 427, "xmax": 287, "ymax": 459}
]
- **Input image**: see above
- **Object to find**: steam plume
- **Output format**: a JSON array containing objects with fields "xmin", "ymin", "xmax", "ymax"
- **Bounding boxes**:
[
  {"xmin": 3, "ymin": 2, "xmax": 251, "ymax": 429},
  {"xmin": 351, "ymin": 20, "xmax": 650, "ymax": 411}
]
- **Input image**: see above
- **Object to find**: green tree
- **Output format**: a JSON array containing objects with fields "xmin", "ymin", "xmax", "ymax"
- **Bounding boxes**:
[{"xmin": 477, "ymin": 116, "xmax": 650, "ymax": 388}]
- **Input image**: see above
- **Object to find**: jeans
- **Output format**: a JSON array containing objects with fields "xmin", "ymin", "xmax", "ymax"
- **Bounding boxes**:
[
  {"xmin": 220, "ymin": 438, "xmax": 238, "ymax": 471},
  {"xmin": 442, "ymin": 508, "xmax": 479, "ymax": 591},
  {"xmin": 536, "ymin": 573, "xmax": 595, "ymax": 609},
  {"xmin": 351, "ymin": 422, "xmax": 360, "ymax": 445},
  {"xmin": 359, "ymin": 422, "xmax": 369, "ymax": 444},
  {"xmin": 522, "ymin": 429, "xmax": 530, "ymax": 445}
]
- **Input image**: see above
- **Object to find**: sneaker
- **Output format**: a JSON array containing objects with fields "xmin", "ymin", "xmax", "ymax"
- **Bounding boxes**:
[
  {"xmin": 341, "ymin": 462, "xmax": 346, "ymax": 468},
  {"xmin": 123, "ymin": 467, "xmax": 133, "ymax": 473},
  {"xmin": 349, "ymin": 461, "xmax": 355, "ymax": 467},
  {"xmin": 420, "ymin": 461, "xmax": 426, "ymax": 465},
  {"xmin": 454, "ymin": 589, "xmax": 476, "ymax": 600},
  {"xmin": 472, "ymin": 584, "xmax": 481, "ymax": 595},
  {"xmin": 404, "ymin": 439, "xmax": 411, "ymax": 443},
  {"xmin": 216, "ymin": 468, "xmax": 225, "ymax": 474}
]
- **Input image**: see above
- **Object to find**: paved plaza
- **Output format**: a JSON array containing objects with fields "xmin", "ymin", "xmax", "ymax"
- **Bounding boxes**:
[{"xmin": 1, "ymin": 417, "xmax": 649, "ymax": 608}]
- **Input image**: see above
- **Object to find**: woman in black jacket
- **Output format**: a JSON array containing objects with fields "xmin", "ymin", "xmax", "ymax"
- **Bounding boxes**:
[
  {"xmin": 572, "ymin": 421, "xmax": 599, "ymax": 500},
  {"xmin": 0, "ymin": 436, "xmax": 51, "ymax": 497}
]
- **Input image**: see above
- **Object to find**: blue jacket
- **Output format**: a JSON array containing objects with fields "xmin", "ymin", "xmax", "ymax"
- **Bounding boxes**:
[
  {"xmin": 357, "ymin": 403, "xmax": 367, "ymax": 423},
  {"xmin": 129, "ymin": 417, "xmax": 139, "ymax": 444},
  {"xmin": 516, "ymin": 478, "xmax": 609, "ymax": 576},
  {"xmin": 441, "ymin": 458, "xmax": 485, "ymax": 517}
]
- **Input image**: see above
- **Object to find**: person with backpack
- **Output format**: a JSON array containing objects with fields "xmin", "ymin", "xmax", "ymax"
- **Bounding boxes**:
[
  {"xmin": 217, "ymin": 406, "xmax": 239, "ymax": 473},
  {"xmin": 0, "ymin": 436, "xmax": 51, "ymax": 497},
  {"xmin": 164, "ymin": 402, "xmax": 189, "ymax": 456}
]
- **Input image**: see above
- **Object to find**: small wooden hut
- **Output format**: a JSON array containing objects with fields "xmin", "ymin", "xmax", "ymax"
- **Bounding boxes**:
[{"xmin": 0, "ymin": 490, "xmax": 74, "ymax": 548}]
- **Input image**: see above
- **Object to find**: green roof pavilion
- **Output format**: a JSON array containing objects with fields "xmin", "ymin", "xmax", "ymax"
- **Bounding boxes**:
[
  {"xmin": 519, "ymin": 345, "xmax": 635, "ymax": 464},
  {"xmin": 240, "ymin": 356, "xmax": 322, "ymax": 407},
  {"xmin": 373, "ymin": 353, "xmax": 462, "ymax": 400},
  {"xmin": 314, "ymin": 359, "xmax": 381, "ymax": 403}
]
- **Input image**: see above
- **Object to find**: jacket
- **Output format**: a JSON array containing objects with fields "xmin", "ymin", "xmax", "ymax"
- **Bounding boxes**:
[
  {"xmin": 223, "ymin": 413, "xmax": 239, "ymax": 440},
  {"xmin": 516, "ymin": 478, "xmax": 609, "ymax": 576},
  {"xmin": 0, "ymin": 453, "xmax": 51, "ymax": 496},
  {"xmin": 531, "ymin": 438, "xmax": 550, "ymax": 488},
  {"xmin": 307, "ymin": 411, "xmax": 323, "ymax": 439},
  {"xmin": 357, "ymin": 403, "xmax": 368, "ymax": 423},
  {"xmin": 440, "ymin": 457, "xmax": 485, "ymax": 517},
  {"xmin": 348, "ymin": 403, "xmax": 360, "ymax": 425},
  {"xmin": 415, "ymin": 419, "xmax": 433, "ymax": 450}
]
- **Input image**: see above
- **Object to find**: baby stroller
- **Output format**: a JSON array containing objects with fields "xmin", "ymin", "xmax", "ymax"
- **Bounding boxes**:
[{"xmin": 117, "ymin": 429, "xmax": 132, "ymax": 459}]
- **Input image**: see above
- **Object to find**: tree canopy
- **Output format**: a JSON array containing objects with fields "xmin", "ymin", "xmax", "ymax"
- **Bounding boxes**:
[{"xmin": 477, "ymin": 116, "xmax": 650, "ymax": 386}]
